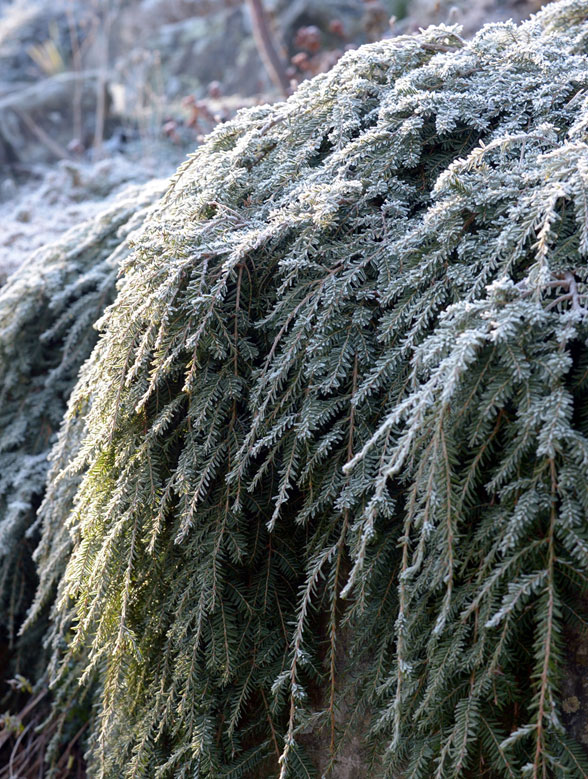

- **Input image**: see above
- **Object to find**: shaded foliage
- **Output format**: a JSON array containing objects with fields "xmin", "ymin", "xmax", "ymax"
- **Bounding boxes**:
[
  {"xmin": 7, "ymin": 1, "xmax": 588, "ymax": 776},
  {"xmin": 0, "ymin": 180, "xmax": 165, "ymax": 773}
]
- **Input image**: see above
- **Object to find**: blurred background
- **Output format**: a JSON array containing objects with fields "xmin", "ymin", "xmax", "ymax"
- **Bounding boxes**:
[{"xmin": 0, "ymin": 0, "xmax": 548, "ymax": 281}]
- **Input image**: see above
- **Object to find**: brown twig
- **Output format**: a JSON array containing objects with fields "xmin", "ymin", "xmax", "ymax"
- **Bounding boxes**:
[
  {"xmin": 67, "ymin": 1, "xmax": 83, "ymax": 143},
  {"xmin": 93, "ymin": 0, "xmax": 120, "ymax": 156},
  {"xmin": 245, "ymin": 0, "xmax": 290, "ymax": 96}
]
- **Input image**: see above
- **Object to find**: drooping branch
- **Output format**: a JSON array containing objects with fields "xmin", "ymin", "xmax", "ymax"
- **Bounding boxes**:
[{"xmin": 14, "ymin": 3, "xmax": 588, "ymax": 777}]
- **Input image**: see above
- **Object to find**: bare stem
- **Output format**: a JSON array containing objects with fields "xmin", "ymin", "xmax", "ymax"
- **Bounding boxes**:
[
  {"xmin": 67, "ymin": 1, "xmax": 83, "ymax": 143},
  {"xmin": 245, "ymin": 0, "xmax": 290, "ymax": 97},
  {"xmin": 93, "ymin": 0, "xmax": 118, "ymax": 156}
]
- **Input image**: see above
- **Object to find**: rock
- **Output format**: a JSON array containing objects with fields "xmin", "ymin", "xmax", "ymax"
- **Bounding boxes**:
[
  {"xmin": 140, "ymin": 6, "xmax": 270, "ymax": 97},
  {"xmin": 113, "ymin": 0, "xmax": 389, "ymax": 103},
  {"xmin": 280, "ymin": 0, "xmax": 383, "ymax": 47}
]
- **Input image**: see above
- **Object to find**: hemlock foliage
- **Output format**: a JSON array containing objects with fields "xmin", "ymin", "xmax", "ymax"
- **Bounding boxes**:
[
  {"xmin": 12, "ymin": 0, "xmax": 588, "ymax": 775},
  {"xmin": 0, "ymin": 181, "xmax": 165, "ymax": 667}
]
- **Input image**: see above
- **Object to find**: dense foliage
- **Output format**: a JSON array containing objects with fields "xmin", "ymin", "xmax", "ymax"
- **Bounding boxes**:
[
  {"xmin": 0, "ymin": 180, "xmax": 164, "ymax": 671},
  {"xmin": 7, "ymin": 0, "xmax": 588, "ymax": 776}
]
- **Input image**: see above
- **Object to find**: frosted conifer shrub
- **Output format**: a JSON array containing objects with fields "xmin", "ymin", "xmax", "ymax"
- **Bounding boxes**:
[
  {"xmin": 0, "ymin": 181, "xmax": 165, "ymax": 667},
  {"xmin": 28, "ymin": 1, "xmax": 588, "ymax": 775}
]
